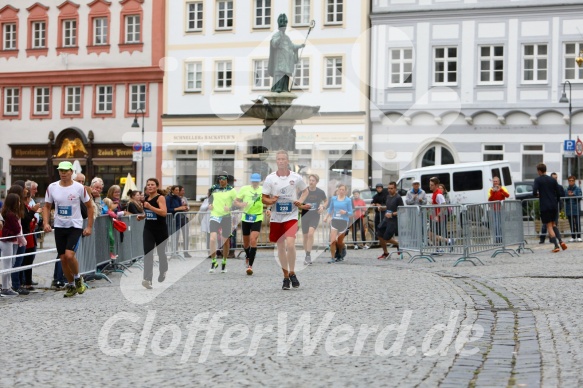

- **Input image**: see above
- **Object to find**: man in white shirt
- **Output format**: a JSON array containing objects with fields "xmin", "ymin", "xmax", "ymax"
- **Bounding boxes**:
[{"xmin": 262, "ymin": 150, "xmax": 309, "ymax": 290}]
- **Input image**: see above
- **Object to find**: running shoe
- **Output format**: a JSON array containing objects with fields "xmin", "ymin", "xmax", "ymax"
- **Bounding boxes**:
[
  {"xmin": 75, "ymin": 276, "xmax": 86, "ymax": 294},
  {"xmin": 209, "ymin": 261, "xmax": 218, "ymax": 273},
  {"xmin": 221, "ymin": 263, "xmax": 227, "ymax": 273},
  {"xmin": 363, "ymin": 245, "xmax": 370, "ymax": 250},
  {"xmin": 289, "ymin": 274, "xmax": 300, "ymax": 288},
  {"xmin": 377, "ymin": 253, "xmax": 388, "ymax": 260},
  {"xmin": 341, "ymin": 247, "xmax": 347, "ymax": 259},
  {"xmin": 158, "ymin": 271, "xmax": 167, "ymax": 283},
  {"xmin": 63, "ymin": 284, "xmax": 78, "ymax": 298},
  {"xmin": 0, "ymin": 289, "xmax": 18, "ymax": 297},
  {"xmin": 282, "ymin": 278, "xmax": 291, "ymax": 290},
  {"xmin": 354, "ymin": 245, "xmax": 359, "ymax": 250},
  {"xmin": 304, "ymin": 254, "xmax": 312, "ymax": 266},
  {"xmin": 560, "ymin": 242, "xmax": 568, "ymax": 251},
  {"xmin": 578, "ymin": 238, "xmax": 583, "ymax": 242},
  {"xmin": 569, "ymin": 238, "xmax": 576, "ymax": 242},
  {"xmin": 552, "ymin": 247, "xmax": 560, "ymax": 253},
  {"xmin": 142, "ymin": 279, "xmax": 153, "ymax": 289},
  {"xmin": 246, "ymin": 266, "xmax": 253, "ymax": 276}
]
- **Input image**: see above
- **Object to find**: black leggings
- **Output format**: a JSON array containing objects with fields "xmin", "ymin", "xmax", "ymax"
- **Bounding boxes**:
[
  {"xmin": 143, "ymin": 227, "xmax": 168, "ymax": 282},
  {"xmin": 22, "ymin": 246, "xmax": 37, "ymax": 286},
  {"xmin": 352, "ymin": 217, "xmax": 366, "ymax": 243}
]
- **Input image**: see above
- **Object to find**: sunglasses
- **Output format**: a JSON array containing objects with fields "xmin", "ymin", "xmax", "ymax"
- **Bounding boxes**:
[{"xmin": 219, "ymin": 176, "xmax": 228, "ymax": 180}]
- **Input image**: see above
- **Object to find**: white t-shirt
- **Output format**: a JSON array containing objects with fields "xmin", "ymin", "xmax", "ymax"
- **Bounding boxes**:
[
  {"xmin": 45, "ymin": 181, "xmax": 91, "ymax": 229},
  {"xmin": 263, "ymin": 171, "xmax": 307, "ymax": 223}
]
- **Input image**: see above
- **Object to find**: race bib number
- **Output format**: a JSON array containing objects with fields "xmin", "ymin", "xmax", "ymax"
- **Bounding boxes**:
[
  {"xmin": 334, "ymin": 212, "xmax": 343, "ymax": 218},
  {"xmin": 57, "ymin": 205, "xmax": 72, "ymax": 217},
  {"xmin": 309, "ymin": 202, "xmax": 318, "ymax": 211},
  {"xmin": 145, "ymin": 209, "xmax": 156, "ymax": 220},
  {"xmin": 243, "ymin": 214, "xmax": 257, "ymax": 222},
  {"xmin": 210, "ymin": 216, "xmax": 223, "ymax": 223},
  {"xmin": 276, "ymin": 202, "xmax": 292, "ymax": 213}
]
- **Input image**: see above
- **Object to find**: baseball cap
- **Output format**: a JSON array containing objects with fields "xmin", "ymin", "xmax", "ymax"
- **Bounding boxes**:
[
  {"xmin": 375, "ymin": 183, "xmax": 384, "ymax": 188},
  {"xmin": 250, "ymin": 173, "xmax": 261, "ymax": 182},
  {"xmin": 412, "ymin": 180, "xmax": 421, "ymax": 184},
  {"xmin": 57, "ymin": 161, "xmax": 73, "ymax": 171}
]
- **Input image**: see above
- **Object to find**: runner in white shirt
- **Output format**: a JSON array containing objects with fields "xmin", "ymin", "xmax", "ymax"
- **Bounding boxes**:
[
  {"xmin": 262, "ymin": 150, "xmax": 309, "ymax": 290},
  {"xmin": 43, "ymin": 161, "xmax": 94, "ymax": 298}
]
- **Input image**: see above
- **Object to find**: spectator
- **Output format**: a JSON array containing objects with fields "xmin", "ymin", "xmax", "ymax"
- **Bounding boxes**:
[
  {"xmin": 7, "ymin": 185, "xmax": 29, "ymax": 295},
  {"xmin": 179, "ymin": 186, "xmax": 191, "ymax": 258},
  {"xmin": 126, "ymin": 190, "xmax": 144, "ymax": 215},
  {"xmin": 405, "ymin": 180, "xmax": 427, "ymax": 205},
  {"xmin": 0, "ymin": 193, "xmax": 25, "ymax": 297},
  {"xmin": 199, "ymin": 189, "xmax": 212, "ymax": 254},
  {"xmin": 106, "ymin": 185, "xmax": 125, "ymax": 214},
  {"xmin": 166, "ymin": 185, "xmax": 189, "ymax": 257},
  {"xmin": 565, "ymin": 175, "xmax": 582, "ymax": 242},
  {"xmin": 351, "ymin": 189, "xmax": 368, "ymax": 249},
  {"xmin": 21, "ymin": 186, "xmax": 41, "ymax": 290},
  {"xmin": 488, "ymin": 176, "xmax": 509, "ymax": 243},
  {"xmin": 90, "ymin": 177, "xmax": 105, "ymax": 216},
  {"xmin": 428, "ymin": 177, "xmax": 452, "ymax": 248}
]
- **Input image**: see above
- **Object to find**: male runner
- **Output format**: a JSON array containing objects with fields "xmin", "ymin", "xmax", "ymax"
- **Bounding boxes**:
[
  {"xmin": 235, "ymin": 173, "xmax": 264, "ymax": 275},
  {"xmin": 43, "ymin": 161, "xmax": 94, "ymax": 298},
  {"xmin": 301, "ymin": 174, "xmax": 327, "ymax": 265},
  {"xmin": 262, "ymin": 150, "xmax": 309, "ymax": 290},
  {"xmin": 208, "ymin": 173, "xmax": 237, "ymax": 273}
]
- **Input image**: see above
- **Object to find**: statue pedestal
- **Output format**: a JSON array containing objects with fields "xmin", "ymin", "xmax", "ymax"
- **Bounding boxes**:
[{"xmin": 241, "ymin": 92, "xmax": 320, "ymax": 154}]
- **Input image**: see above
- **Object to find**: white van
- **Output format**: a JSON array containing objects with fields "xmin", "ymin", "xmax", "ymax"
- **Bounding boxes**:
[{"xmin": 396, "ymin": 161, "xmax": 515, "ymax": 204}]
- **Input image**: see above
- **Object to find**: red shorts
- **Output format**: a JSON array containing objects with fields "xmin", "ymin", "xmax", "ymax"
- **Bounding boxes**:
[{"xmin": 269, "ymin": 219, "xmax": 298, "ymax": 242}]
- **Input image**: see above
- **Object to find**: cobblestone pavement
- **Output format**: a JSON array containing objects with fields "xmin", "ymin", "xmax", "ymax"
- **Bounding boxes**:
[{"xmin": 1, "ymin": 237, "xmax": 582, "ymax": 387}]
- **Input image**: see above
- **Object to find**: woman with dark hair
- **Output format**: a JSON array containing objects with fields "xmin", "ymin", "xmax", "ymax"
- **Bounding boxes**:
[
  {"xmin": 7, "ymin": 185, "xmax": 30, "ymax": 295},
  {"xmin": 0, "ymin": 193, "xmax": 26, "ymax": 297},
  {"xmin": 136, "ymin": 178, "xmax": 168, "ymax": 289},
  {"xmin": 21, "ymin": 186, "xmax": 41, "ymax": 290},
  {"xmin": 126, "ymin": 190, "xmax": 144, "ymax": 215}
]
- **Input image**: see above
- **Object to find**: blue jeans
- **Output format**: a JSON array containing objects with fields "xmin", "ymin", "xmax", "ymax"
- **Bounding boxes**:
[
  {"xmin": 11, "ymin": 245, "xmax": 26, "ymax": 290},
  {"xmin": 53, "ymin": 259, "xmax": 66, "ymax": 283}
]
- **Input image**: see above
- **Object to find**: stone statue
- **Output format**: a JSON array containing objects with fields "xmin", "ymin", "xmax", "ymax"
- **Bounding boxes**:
[{"xmin": 268, "ymin": 14, "xmax": 305, "ymax": 93}]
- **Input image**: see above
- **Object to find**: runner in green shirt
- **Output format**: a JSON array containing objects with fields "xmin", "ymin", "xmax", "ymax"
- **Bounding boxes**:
[
  {"xmin": 234, "ymin": 173, "xmax": 264, "ymax": 275},
  {"xmin": 208, "ymin": 174, "xmax": 237, "ymax": 273}
]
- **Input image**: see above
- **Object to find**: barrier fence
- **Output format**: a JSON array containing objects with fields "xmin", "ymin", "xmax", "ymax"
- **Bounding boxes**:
[
  {"xmin": 398, "ymin": 200, "xmax": 526, "ymax": 267},
  {"xmin": 521, "ymin": 196, "xmax": 582, "ymax": 241}
]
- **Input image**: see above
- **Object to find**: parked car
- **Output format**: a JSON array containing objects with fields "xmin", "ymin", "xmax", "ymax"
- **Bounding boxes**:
[
  {"xmin": 358, "ymin": 188, "xmax": 377, "ymax": 205},
  {"xmin": 514, "ymin": 181, "xmax": 535, "ymax": 219}
]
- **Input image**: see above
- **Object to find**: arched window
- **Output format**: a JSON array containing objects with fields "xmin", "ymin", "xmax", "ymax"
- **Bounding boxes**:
[{"xmin": 420, "ymin": 145, "xmax": 455, "ymax": 167}]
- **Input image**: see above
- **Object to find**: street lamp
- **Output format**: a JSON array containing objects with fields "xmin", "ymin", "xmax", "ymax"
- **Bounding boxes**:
[
  {"xmin": 560, "ymin": 81, "xmax": 572, "ymax": 177},
  {"xmin": 131, "ymin": 107, "xmax": 145, "ymax": 190}
]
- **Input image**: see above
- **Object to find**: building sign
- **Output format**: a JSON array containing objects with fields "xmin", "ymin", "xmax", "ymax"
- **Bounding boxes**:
[
  {"xmin": 171, "ymin": 134, "xmax": 237, "ymax": 142},
  {"xmin": 13, "ymin": 148, "xmax": 48, "ymax": 158},
  {"xmin": 93, "ymin": 148, "xmax": 133, "ymax": 158}
]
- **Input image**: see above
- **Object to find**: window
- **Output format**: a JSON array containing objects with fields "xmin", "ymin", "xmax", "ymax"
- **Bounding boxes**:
[
  {"xmin": 216, "ymin": 1, "xmax": 233, "ymax": 30},
  {"xmin": 523, "ymin": 44, "xmax": 547, "ymax": 83},
  {"xmin": 185, "ymin": 62, "xmax": 203, "ymax": 92},
  {"xmin": 479, "ymin": 45, "xmax": 504, "ymax": 84},
  {"xmin": 215, "ymin": 61, "xmax": 232, "ymax": 90},
  {"xmin": 212, "ymin": 152, "xmax": 234, "ymax": 184},
  {"xmin": 62, "ymin": 20, "xmax": 77, "ymax": 47},
  {"xmin": 453, "ymin": 171, "xmax": 483, "ymax": 192},
  {"xmin": 326, "ymin": 0, "xmax": 343, "ymax": 25},
  {"xmin": 420, "ymin": 173, "xmax": 450, "ymax": 193},
  {"xmin": 565, "ymin": 43, "xmax": 583, "ymax": 81},
  {"xmin": 389, "ymin": 48, "xmax": 413, "ymax": 86},
  {"xmin": 253, "ymin": 59, "xmax": 270, "ymax": 89},
  {"xmin": 3, "ymin": 88, "xmax": 19, "ymax": 115},
  {"xmin": 293, "ymin": 0, "xmax": 310, "ymax": 26},
  {"xmin": 125, "ymin": 15, "xmax": 140, "ymax": 43},
  {"xmin": 186, "ymin": 2, "xmax": 203, "ymax": 31},
  {"xmin": 96, "ymin": 85, "xmax": 113, "ymax": 113},
  {"xmin": 483, "ymin": 144, "xmax": 504, "ymax": 161},
  {"xmin": 325, "ymin": 56, "xmax": 342, "ymax": 87},
  {"xmin": 254, "ymin": 0, "xmax": 271, "ymax": 28},
  {"xmin": 328, "ymin": 150, "xmax": 352, "ymax": 197},
  {"xmin": 293, "ymin": 58, "xmax": 310, "ymax": 89},
  {"xmin": 176, "ymin": 156, "xmax": 197, "ymax": 200},
  {"xmin": 93, "ymin": 18, "xmax": 108, "ymax": 45},
  {"xmin": 434, "ymin": 47, "xmax": 457, "ymax": 84},
  {"xmin": 65, "ymin": 86, "xmax": 81, "ymax": 114},
  {"xmin": 420, "ymin": 145, "xmax": 454, "ymax": 168},
  {"xmin": 130, "ymin": 84, "xmax": 146, "ymax": 113},
  {"xmin": 3, "ymin": 23, "xmax": 16, "ymax": 50},
  {"xmin": 522, "ymin": 144, "xmax": 543, "ymax": 180},
  {"xmin": 34, "ymin": 87, "xmax": 50, "ymax": 115},
  {"xmin": 32, "ymin": 21, "xmax": 46, "ymax": 48}
]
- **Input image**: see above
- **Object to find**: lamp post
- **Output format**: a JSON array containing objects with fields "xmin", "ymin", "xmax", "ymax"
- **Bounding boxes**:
[
  {"xmin": 559, "ymin": 81, "xmax": 572, "ymax": 177},
  {"xmin": 131, "ymin": 108, "xmax": 145, "ymax": 190}
]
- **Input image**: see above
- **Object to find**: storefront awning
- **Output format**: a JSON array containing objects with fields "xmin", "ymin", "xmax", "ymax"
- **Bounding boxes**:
[
  {"xmin": 165, "ymin": 142, "xmax": 199, "ymax": 150},
  {"xmin": 92, "ymin": 158, "xmax": 133, "ymax": 166},
  {"xmin": 52, "ymin": 158, "xmax": 86, "ymax": 166},
  {"xmin": 315, "ymin": 142, "xmax": 355, "ymax": 151},
  {"xmin": 9, "ymin": 158, "xmax": 46, "ymax": 166}
]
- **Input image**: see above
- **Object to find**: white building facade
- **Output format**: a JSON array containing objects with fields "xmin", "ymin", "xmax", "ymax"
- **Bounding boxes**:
[
  {"xmin": 370, "ymin": 0, "xmax": 583, "ymax": 186},
  {"xmin": 163, "ymin": 0, "xmax": 370, "ymax": 200},
  {"xmin": 0, "ymin": 0, "xmax": 164, "ymax": 194}
]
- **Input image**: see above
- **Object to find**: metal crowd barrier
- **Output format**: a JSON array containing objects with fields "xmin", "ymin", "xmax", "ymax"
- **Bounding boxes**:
[
  {"xmin": 398, "ymin": 200, "xmax": 525, "ymax": 266},
  {"xmin": 520, "ymin": 196, "xmax": 582, "ymax": 242}
]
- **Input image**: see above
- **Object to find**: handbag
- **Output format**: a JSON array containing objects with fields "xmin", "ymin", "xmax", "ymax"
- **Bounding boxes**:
[{"xmin": 112, "ymin": 218, "xmax": 127, "ymax": 233}]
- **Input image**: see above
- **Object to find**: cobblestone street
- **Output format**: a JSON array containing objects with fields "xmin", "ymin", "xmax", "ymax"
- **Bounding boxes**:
[{"xmin": 1, "ymin": 239, "xmax": 582, "ymax": 387}]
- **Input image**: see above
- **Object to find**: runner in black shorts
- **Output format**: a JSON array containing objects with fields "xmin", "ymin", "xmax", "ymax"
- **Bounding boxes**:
[
  {"xmin": 235, "ymin": 173, "xmax": 264, "ymax": 275},
  {"xmin": 301, "ymin": 174, "xmax": 327, "ymax": 265},
  {"xmin": 43, "ymin": 161, "xmax": 94, "ymax": 298},
  {"xmin": 208, "ymin": 174, "xmax": 237, "ymax": 273}
]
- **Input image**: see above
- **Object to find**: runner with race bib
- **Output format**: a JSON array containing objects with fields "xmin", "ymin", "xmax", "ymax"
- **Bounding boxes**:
[
  {"xmin": 235, "ymin": 173, "xmax": 264, "ymax": 275},
  {"xmin": 208, "ymin": 173, "xmax": 237, "ymax": 273},
  {"xmin": 262, "ymin": 150, "xmax": 309, "ymax": 290}
]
